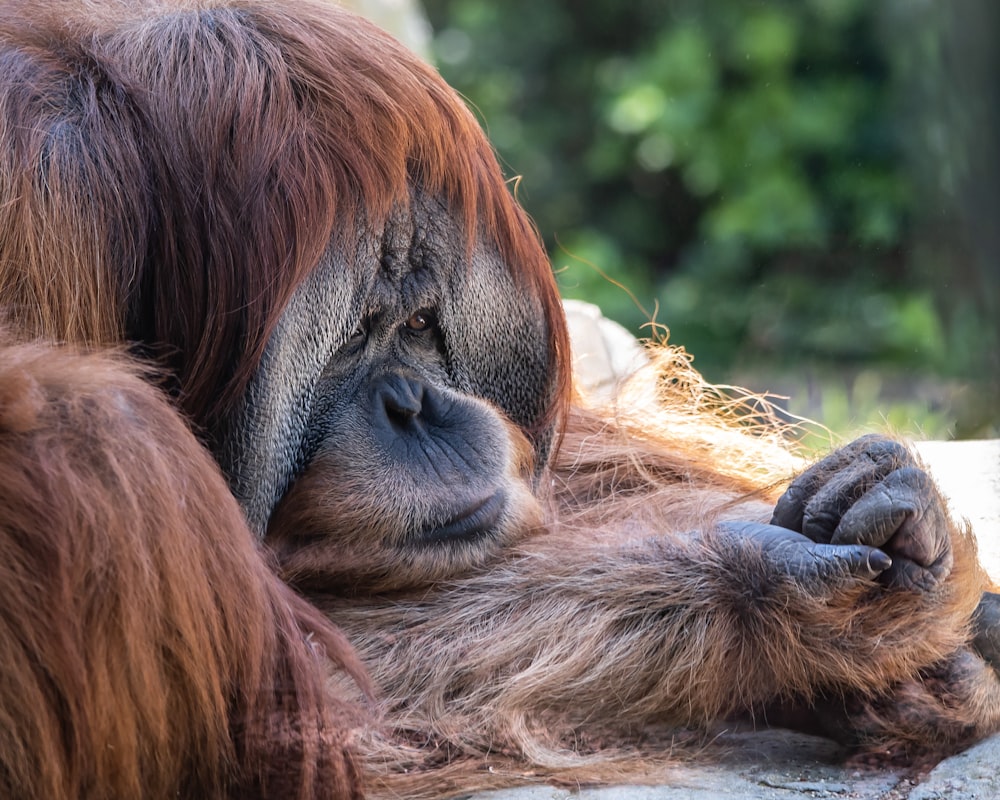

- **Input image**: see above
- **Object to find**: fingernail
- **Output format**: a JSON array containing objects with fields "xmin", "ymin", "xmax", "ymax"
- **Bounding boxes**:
[{"xmin": 869, "ymin": 550, "xmax": 892, "ymax": 571}]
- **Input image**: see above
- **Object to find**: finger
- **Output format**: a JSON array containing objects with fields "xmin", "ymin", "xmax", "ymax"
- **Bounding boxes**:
[
  {"xmin": 832, "ymin": 468, "xmax": 938, "ymax": 555},
  {"xmin": 845, "ymin": 434, "xmax": 913, "ymax": 467},
  {"xmin": 800, "ymin": 457, "xmax": 886, "ymax": 543},
  {"xmin": 880, "ymin": 554, "xmax": 953, "ymax": 593},
  {"xmin": 972, "ymin": 592, "xmax": 1000, "ymax": 668},
  {"xmin": 771, "ymin": 436, "xmax": 911, "ymax": 535},
  {"xmin": 718, "ymin": 521, "xmax": 891, "ymax": 585},
  {"xmin": 833, "ymin": 469, "xmax": 953, "ymax": 591},
  {"xmin": 807, "ymin": 542, "xmax": 893, "ymax": 581},
  {"xmin": 771, "ymin": 452, "xmax": 853, "ymax": 533}
]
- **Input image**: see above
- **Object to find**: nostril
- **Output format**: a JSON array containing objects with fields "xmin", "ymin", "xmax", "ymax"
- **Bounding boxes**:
[
  {"xmin": 379, "ymin": 375, "xmax": 423, "ymax": 427},
  {"xmin": 385, "ymin": 394, "xmax": 418, "ymax": 423}
]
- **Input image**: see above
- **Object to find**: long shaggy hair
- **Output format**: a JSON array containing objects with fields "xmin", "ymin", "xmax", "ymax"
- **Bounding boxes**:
[{"xmin": 0, "ymin": 338, "xmax": 371, "ymax": 798}]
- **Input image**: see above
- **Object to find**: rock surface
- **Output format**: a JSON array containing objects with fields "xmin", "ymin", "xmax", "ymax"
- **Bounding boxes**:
[
  {"xmin": 468, "ymin": 730, "xmax": 1000, "ymax": 800},
  {"xmin": 464, "ymin": 302, "xmax": 1000, "ymax": 800}
]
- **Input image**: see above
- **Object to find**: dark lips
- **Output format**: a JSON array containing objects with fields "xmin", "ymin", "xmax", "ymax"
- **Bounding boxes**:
[{"xmin": 420, "ymin": 490, "xmax": 506, "ymax": 544}]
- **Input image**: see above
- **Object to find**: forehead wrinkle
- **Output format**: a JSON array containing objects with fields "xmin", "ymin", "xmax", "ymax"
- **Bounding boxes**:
[
  {"xmin": 367, "ymin": 208, "xmax": 450, "ymax": 316},
  {"xmin": 367, "ymin": 268, "xmax": 441, "ymax": 321}
]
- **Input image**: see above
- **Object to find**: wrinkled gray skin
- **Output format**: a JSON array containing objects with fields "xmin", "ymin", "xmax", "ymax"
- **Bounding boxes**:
[{"xmin": 216, "ymin": 192, "xmax": 553, "ymax": 538}]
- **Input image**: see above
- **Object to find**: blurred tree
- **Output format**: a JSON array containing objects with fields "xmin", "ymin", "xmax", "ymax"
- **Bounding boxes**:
[
  {"xmin": 883, "ymin": 0, "xmax": 1000, "ymax": 435},
  {"xmin": 423, "ymin": 0, "xmax": 997, "ymax": 436}
]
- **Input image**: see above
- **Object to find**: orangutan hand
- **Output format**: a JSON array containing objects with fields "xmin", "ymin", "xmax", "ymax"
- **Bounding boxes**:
[{"xmin": 770, "ymin": 435, "xmax": 954, "ymax": 592}]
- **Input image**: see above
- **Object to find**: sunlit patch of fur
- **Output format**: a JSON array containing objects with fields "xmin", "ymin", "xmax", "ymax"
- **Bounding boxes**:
[{"xmin": 550, "ymin": 344, "xmax": 807, "ymax": 538}]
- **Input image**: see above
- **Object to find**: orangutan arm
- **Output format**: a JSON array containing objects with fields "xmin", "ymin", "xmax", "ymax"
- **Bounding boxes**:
[
  {"xmin": 338, "ymin": 524, "xmax": 979, "ymax": 757},
  {"xmin": 335, "ymin": 436, "xmax": 991, "ymax": 763}
]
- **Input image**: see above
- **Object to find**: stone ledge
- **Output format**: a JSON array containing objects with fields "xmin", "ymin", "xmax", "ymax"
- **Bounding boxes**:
[{"xmin": 469, "ymin": 727, "xmax": 1000, "ymax": 799}]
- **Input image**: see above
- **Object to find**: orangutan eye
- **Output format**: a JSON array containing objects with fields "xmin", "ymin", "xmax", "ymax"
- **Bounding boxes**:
[{"xmin": 404, "ymin": 309, "xmax": 436, "ymax": 332}]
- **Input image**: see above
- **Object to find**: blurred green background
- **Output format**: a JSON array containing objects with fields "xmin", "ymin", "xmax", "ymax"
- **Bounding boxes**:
[{"xmin": 419, "ymin": 0, "xmax": 998, "ymax": 441}]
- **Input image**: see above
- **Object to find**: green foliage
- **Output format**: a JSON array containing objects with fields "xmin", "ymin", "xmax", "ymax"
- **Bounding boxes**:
[{"xmin": 423, "ymin": 0, "xmax": 998, "ymax": 437}]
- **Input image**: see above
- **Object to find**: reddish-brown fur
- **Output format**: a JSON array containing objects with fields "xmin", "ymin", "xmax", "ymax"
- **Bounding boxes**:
[
  {"xmin": 1, "ymin": 2, "xmax": 998, "ymax": 800},
  {"xmin": 0, "ymin": 339, "xmax": 368, "ymax": 799}
]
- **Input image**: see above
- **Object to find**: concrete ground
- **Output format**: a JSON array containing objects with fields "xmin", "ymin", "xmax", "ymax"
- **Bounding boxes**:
[{"xmin": 464, "ymin": 303, "xmax": 1000, "ymax": 800}]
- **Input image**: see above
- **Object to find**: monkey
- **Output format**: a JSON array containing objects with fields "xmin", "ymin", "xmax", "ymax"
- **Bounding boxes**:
[{"xmin": 0, "ymin": 1, "xmax": 997, "ymax": 798}]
